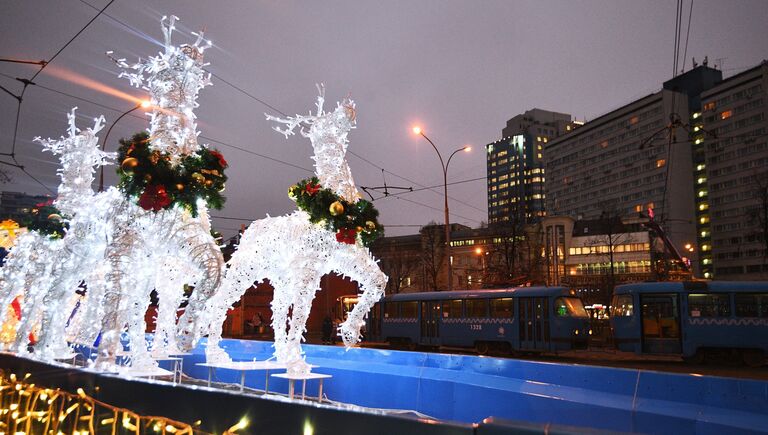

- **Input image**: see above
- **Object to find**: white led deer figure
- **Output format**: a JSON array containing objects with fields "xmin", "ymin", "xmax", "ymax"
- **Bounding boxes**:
[
  {"xmin": 204, "ymin": 87, "xmax": 387, "ymax": 375},
  {"xmin": 0, "ymin": 16, "xmax": 225, "ymax": 371}
]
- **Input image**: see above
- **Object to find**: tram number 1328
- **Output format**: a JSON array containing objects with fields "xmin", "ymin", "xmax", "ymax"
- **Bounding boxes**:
[{"xmin": 470, "ymin": 324, "xmax": 482, "ymax": 331}]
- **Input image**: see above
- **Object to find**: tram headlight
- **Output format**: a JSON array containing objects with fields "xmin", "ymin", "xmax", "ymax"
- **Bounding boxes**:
[
  {"xmin": 588, "ymin": 329, "xmax": 593, "ymax": 336},
  {"xmin": 574, "ymin": 329, "xmax": 579, "ymax": 335}
]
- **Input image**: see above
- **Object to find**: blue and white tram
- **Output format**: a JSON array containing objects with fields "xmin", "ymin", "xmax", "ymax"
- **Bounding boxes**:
[
  {"xmin": 367, "ymin": 287, "xmax": 591, "ymax": 354},
  {"xmin": 610, "ymin": 281, "xmax": 768, "ymax": 365}
]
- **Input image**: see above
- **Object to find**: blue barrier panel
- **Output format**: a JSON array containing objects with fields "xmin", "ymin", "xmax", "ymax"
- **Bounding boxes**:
[{"xmin": 176, "ymin": 338, "xmax": 768, "ymax": 434}]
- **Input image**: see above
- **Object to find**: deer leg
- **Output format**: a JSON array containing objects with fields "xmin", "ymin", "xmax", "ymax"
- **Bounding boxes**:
[
  {"xmin": 93, "ymin": 229, "xmax": 142, "ymax": 371},
  {"xmin": 331, "ymin": 246, "xmax": 387, "ymax": 347},
  {"xmin": 175, "ymin": 230, "xmax": 224, "ymax": 352},
  {"xmin": 274, "ymin": 269, "xmax": 321, "ymax": 375}
]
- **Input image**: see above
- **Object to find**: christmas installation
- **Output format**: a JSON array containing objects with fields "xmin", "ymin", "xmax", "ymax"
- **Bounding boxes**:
[
  {"xmin": 203, "ymin": 86, "xmax": 387, "ymax": 375},
  {"xmin": 0, "ymin": 16, "xmax": 226, "ymax": 372}
]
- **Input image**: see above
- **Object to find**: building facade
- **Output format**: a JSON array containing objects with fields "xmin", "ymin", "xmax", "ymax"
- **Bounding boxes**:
[
  {"xmin": 698, "ymin": 62, "xmax": 768, "ymax": 279},
  {"xmin": 541, "ymin": 215, "xmax": 692, "ymax": 306},
  {"xmin": 486, "ymin": 109, "xmax": 574, "ymax": 226},
  {"xmin": 543, "ymin": 66, "xmax": 729, "ymax": 278},
  {"xmin": 371, "ymin": 223, "xmax": 542, "ymax": 293}
]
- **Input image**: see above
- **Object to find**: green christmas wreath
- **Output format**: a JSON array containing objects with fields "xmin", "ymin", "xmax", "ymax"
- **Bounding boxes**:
[
  {"xmin": 116, "ymin": 132, "xmax": 228, "ymax": 216},
  {"xmin": 21, "ymin": 201, "xmax": 69, "ymax": 239},
  {"xmin": 289, "ymin": 177, "xmax": 383, "ymax": 247}
]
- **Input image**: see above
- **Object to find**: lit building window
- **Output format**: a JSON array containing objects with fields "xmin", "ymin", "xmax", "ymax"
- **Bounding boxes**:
[
  {"xmin": 720, "ymin": 110, "xmax": 732, "ymax": 120},
  {"xmin": 537, "ymin": 153, "xmax": 542, "ymax": 159},
  {"xmin": 630, "ymin": 116, "xmax": 639, "ymax": 124},
  {"xmin": 703, "ymin": 102, "xmax": 716, "ymax": 111},
  {"xmin": 635, "ymin": 204, "xmax": 642, "ymax": 212},
  {"xmin": 697, "ymin": 177, "xmax": 707, "ymax": 184},
  {"xmin": 704, "ymin": 272, "xmax": 711, "ymax": 278},
  {"xmin": 656, "ymin": 159, "xmax": 666, "ymax": 168},
  {"xmin": 696, "ymin": 164, "xmax": 706, "ymax": 171},
  {"xmin": 698, "ymin": 203, "xmax": 709, "ymax": 211},
  {"xmin": 700, "ymin": 216, "xmax": 709, "ymax": 224}
]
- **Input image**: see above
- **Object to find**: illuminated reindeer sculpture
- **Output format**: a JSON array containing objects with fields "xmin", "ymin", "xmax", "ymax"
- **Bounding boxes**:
[
  {"xmin": 0, "ymin": 16, "xmax": 225, "ymax": 371},
  {"xmin": 204, "ymin": 87, "xmax": 387, "ymax": 375}
]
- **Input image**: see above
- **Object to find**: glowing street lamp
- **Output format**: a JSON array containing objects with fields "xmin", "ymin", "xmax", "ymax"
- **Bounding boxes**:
[
  {"xmin": 99, "ymin": 100, "xmax": 151, "ymax": 192},
  {"xmin": 412, "ymin": 125, "xmax": 471, "ymax": 291}
]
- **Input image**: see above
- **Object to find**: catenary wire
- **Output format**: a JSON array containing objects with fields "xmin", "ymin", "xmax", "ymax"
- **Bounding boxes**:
[
  {"xmin": 0, "ymin": 72, "xmax": 483, "ymax": 224},
  {"xmin": 75, "ymin": 0, "xmax": 487, "ymax": 216}
]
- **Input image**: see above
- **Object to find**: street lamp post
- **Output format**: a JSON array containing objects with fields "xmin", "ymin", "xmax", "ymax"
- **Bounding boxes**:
[
  {"xmin": 412, "ymin": 126, "xmax": 470, "ymax": 292},
  {"xmin": 98, "ymin": 100, "xmax": 150, "ymax": 192}
]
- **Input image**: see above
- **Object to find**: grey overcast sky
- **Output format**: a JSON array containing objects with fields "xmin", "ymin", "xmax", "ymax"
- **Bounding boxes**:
[{"xmin": 1, "ymin": 0, "xmax": 767, "ymax": 237}]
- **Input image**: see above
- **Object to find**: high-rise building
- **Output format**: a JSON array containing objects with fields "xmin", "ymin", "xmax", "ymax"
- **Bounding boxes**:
[
  {"xmin": 544, "ymin": 65, "xmax": 724, "ymax": 277},
  {"xmin": 697, "ymin": 61, "xmax": 768, "ymax": 279},
  {"xmin": 486, "ymin": 109, "xmax": 573, "ymax": 226}
]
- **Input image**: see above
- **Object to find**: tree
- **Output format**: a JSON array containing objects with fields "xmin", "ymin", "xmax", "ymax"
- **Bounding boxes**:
[
  {"xmin": 485, "ymin": 219, "xmax": 526, "ymax": 287},
  {"xmin": 420, "ymin": 223, "xmax": 446, "ymax": 291},
  {"xmin": 380, "ymin": 247, "xmax": 421, "ymax": 294},
  {"xmin": 582, "ymin": 203, "xmax": 630, "ymax": 304}
]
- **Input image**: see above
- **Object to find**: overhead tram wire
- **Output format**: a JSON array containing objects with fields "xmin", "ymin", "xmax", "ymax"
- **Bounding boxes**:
[
  {"xmin": 0, "ymin": 0, "xmax": 115, "ymax": 194},
  {"xmin": 0, "ymin": 72, "xmax": 314, "ymax": 175},
  {"xmin": 681, "ymin": 0, "xmax": 694, "ymax": 73},
  {"xmin": 0, "ymin": 73, "xmax": 484, "ymax": 227},
  {"xmin": 75, "ymin": 0, "xmax": 488, "ymax": 217}
]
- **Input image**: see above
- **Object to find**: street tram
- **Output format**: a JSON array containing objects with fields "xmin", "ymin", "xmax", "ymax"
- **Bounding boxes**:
[
  {"xmin": 610, "ymin": 281, "xmax": 768, "ymax": 366},
  {"xmin": 366, "ymin": 286, "xmax": 590, "ymax": 354}
]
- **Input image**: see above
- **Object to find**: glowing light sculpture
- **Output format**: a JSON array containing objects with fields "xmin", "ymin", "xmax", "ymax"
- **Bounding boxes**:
[
  {"xmin": 204, "ymin": 87, "xmax": 387, "ymax": 375},
  {"xmin": 0, "ymin": 15, "xmax": 224, "ymax": 372}
]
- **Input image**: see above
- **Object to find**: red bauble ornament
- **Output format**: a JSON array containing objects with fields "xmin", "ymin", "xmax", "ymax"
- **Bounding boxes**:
[
  {"xmin": 335, "ymin": 227, "xmax": 357, "ymax": 245},
  {"xmin": 210, "ymin": 150, "xmax": 228, "ymax": 168},
  {"xmin": 138, "ymin": 184, "xmax": 172, "ymax": 211},
  {"xmin": 305, "ymin": 181, "xmax": 321, "ymax": 196}
]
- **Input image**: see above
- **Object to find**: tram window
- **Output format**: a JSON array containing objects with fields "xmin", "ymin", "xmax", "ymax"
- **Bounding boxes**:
[
  {"xmin": 384, "ymin": 302, "xmax": 399, "ymax": 318},
  {"xmin": 688, "ymin": 293, "xmax": 731, "ymax": 317},
  {"xmin": 401, "ymin": 301, "xmax": 418, "ymax": 318},
  {"xmin": 442, "ymin": 299, "xmax": 463, "ymax": 318},
  {"xmin": 466, "ymin": 299, "xmax": 488, "ymax": 318},
  {"xmin": 735, "ymin": 293, "xmax": 768, "ymax": 318},
  {"xmin": 554, "ymin": 297, "xmax": 589, "ymax": 317},
  {"xmin": 611, "ymin": 294, "xmax": 634, "ymax": 317},
  {"xmin": 490, "ymin": 298, "xmax": 513, "ymax": 318}
]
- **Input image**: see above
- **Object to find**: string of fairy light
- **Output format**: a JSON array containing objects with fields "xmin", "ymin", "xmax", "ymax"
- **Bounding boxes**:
[{"xmin": 0, "ymin": 371, "xmax": 248, "ymax": 434}]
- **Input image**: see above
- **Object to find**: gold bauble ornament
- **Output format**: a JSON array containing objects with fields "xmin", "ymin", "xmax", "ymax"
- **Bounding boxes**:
[
  {"xmin": 365, "ymin": 221, "xmax": 376, "ymax": 231},
  {"xmin": 205, "ymin": 179, "xmax": 213, "ymax": 187},
  {"xmin": 356, "ymin": 226, "xmax": 364, "ymax": 233},
  {"xmin": 121, "ymin": 157, "xmax": 139, "ymax": 173},
  {"xmin": 191, "ymin": 172, "xmax": 205, "ymax": 184},
  {"xmin": 176, "ymin": 183, "xmax": 185, "ymax": 191},
  {"xmin": 143, "ymin": 174, "xmax": 152, "ymax": 182},
  {"xmin": 48, "ymin": 213, "xmax": 62, "ymax": 222},
  {"xmin": 329, "ymin": 201, "xmax": 345, "ymax": 216}
]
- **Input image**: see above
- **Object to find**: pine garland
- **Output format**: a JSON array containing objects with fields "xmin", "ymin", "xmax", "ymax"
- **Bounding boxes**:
[
  {"xmin": 289, "ymin": 177, "xmax": 383, "ymax": 247},
  {"xmin": 116, "ymin": 132, "xmax": 228, "ymax": 216},
  {"xmin": 21, "ymin": 202, "xmax": 69, "ymax": 239}
]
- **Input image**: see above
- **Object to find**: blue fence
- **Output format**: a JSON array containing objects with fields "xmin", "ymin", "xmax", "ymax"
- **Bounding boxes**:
[{"xmin": 177, "ymin": 338, "xmax": 768, "ymax": 434}]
